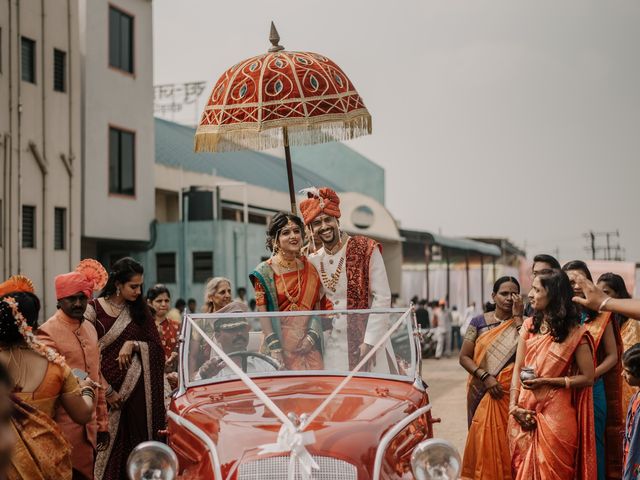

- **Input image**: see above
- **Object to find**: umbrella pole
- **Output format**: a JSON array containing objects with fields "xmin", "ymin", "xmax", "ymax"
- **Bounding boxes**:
[{"xmin": 283, "ymin": 127, "xmax": 297, "ymax": 215}]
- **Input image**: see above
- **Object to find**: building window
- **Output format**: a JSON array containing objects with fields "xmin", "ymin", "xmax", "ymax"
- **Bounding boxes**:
[
  {"xmin": 54, "ymin": 207, "xmax": 66, "ymax": 250},
  {"xmin": 21, "ymin": 37, "xmax": 36, "ymax": 83},
  {"xmin": 109, "ymin": 6, "xmax": 134, "ymax": 73},
  {"xmin": 53, "ymin": 49, "xmax": 66, "ymax": 92},
  {"xmin": 109, "ymin": 127, "xmax": 135, "ymax": 195},
  {"xmin": 193, "ymin": 252, "xmax": 213, "ymax": 283},
  {"xmin": 156, "ymin": 253, "xmax": 176, "ymax": 284},
  {"xmin": 22, "ymin": 205, "xmax": 35, "ymax": 248}
]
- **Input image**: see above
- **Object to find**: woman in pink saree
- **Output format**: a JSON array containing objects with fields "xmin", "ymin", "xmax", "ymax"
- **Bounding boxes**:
[{"xmin": 509, "ymin": 270, "xmax": 597, "ymax": 479}]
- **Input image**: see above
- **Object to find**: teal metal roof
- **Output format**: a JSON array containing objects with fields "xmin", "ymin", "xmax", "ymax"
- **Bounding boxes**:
[
  {"xmin": 431, "ymin": 233, "xmax": 501, "ymax": 257},
  {"xmin": 401, "ymin": 229, "xmax": 501, "ymax": 257},
  {"xmin": 291, "ymin": 142, "xmax": 385, "ymax": 204},
  {"xmin": 155, "ymin": 118, "xmax": 341, "ymax": 193}
]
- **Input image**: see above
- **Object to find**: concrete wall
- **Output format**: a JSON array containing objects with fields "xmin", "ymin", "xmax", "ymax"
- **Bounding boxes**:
[
  {"xmin": 0, "ymin": 0, "xmax": 82, "ymax": 318},
  {"xmin": 80, "ymin": 0, "xmax": 154, "ymax": 242},
  {"xmin": 140, "ymin": 220, "xmax": 270, "ymax": 306}
]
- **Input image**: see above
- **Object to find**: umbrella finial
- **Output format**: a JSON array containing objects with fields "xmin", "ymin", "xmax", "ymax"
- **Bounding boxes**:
[{"xmin": 268, "ymin": 21, "xmax": 285, "ymax": 52}]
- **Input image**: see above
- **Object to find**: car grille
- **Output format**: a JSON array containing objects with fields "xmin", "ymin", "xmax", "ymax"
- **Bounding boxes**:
[{"xmin": 238, "ymin": 455, "xmax": 357, "ymax": 480}]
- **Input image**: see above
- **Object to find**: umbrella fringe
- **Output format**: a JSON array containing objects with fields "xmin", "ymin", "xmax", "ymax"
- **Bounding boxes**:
[{"xmin": 194, "ymin": 114, "xmax": 372, "ymax": 153}]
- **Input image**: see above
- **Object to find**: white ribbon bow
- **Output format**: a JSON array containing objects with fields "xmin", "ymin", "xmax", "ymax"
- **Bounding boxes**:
[{"xmin": 259, "ymin": 423, "xmax": 319, "ymax": 480}]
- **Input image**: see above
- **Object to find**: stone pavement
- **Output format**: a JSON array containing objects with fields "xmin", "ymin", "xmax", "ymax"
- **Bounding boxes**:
[{"xmin": 421, "ymin": 355, "xmax": 468, "ymax": 455}]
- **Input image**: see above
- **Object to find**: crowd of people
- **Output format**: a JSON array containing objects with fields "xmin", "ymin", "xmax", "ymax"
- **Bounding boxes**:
[
  {"xmin": 0, "ymin": 186, "xmax": 397, "ymax": 479},
  {"xmin": 459, "ymin": 253, "xmax": 640, "ymax": 480},
  {"xmin": 3, "ymin": 185, "xmax": 640, "ymax": 480}
]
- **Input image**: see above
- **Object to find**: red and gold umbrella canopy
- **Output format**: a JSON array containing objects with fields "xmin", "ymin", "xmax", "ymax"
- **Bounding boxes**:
[{"xmin": 195, "ymin": 23, "xmax": 371, "ymax": 213}]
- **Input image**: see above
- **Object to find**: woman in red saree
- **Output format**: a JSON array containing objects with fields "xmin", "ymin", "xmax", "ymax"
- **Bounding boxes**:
[
  {"xmin": 85, "ymin": 258, "xmax": 166, "ymax": 480},
  {"xmin": 250, "ymin": 212, "xmax": 330, "ymax": 370},
  {"xmin": 459, "ymin": 276, "xmax": 523, "ymax": 480},
  {"xmin": 509, "ymin": 270, "xmax": 597, "ymax": 480}
]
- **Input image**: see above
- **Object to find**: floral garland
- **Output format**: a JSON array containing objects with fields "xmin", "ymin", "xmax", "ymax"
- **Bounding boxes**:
[{"xmin": 2, "ymin": 296, "xmax": 67, "ymax": 367}]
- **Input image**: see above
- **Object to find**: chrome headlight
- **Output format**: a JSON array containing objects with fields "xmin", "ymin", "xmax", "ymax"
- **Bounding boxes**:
[
  {"xmin": 126, "ymin": 441, "xmax": 178, "ymax": 480},
  {"xmin": 411, "ymin": 438, "xmax": 461, "ymax": 480}
]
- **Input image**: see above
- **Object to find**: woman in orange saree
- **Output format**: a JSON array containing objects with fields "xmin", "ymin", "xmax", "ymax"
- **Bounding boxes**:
[
  {"xmin": 0, "ymin": 286, "xmax": 96, "ymax": 480},
  {"xmin": 598, "ymin": 273, "xmax": 640, "ymax": 417},
  {"xmin": 459, "ymin": 277, "xmax": 523, "ymax": 480},
  {"xmin": 509, "ymin": 271, "xmax": 596, "ymax": 480},
  {"xmin": 565, "ymin": 262, "xmax": 623, "ymax": 480},
  {"xmin": 250, "ymin": 213, "xmax": 330, "ymax": 370}
]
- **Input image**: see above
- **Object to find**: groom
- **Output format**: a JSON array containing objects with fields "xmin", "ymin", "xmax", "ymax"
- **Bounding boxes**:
[{"xmin": 300, "ymin": 187, "xmax": 393, "ymax": 372}]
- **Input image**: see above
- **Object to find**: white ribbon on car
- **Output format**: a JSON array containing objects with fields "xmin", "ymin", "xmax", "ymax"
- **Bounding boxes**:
[
  {"xmin": 258, "ymin": 419, "xmax": 319, "ymax": 480},
  {"xmin": 187, "ymin": 308, "xmax": 411, "ymax": 480}
]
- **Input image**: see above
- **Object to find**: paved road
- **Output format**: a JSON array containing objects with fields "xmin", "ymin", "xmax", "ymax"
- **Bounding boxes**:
[{"xmin": 421, "ymin": 355, "xmax": 468, "ymax": 455}]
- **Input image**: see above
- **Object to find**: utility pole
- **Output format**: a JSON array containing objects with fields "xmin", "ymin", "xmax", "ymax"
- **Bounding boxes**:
[{"xmin": 583, "ymin": 230, "xmax": 623, "ymax": 261}]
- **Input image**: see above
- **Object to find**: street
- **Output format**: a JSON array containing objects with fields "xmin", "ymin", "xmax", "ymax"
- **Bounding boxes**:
[{"xmin": 422, "ymin": 355, "xmax": 468, "ymax": 454}]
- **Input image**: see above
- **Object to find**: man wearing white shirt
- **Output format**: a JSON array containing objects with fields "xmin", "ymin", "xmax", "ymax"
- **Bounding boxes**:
[
  {"xmin": 196, "ymin": 302, "xmax": 276, "ymax": 379},
  {"xmin": 300, "ymin": 187, "xmax": 394, "ymax": 373},
  {"xmin": 460, "ymin": 301, "xmax": 479, "ymax": 336}
]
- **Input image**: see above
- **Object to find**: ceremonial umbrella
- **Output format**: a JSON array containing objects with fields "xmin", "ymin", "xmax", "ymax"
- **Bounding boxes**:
[{"xmin": 194, "ymin": 23, "xmax": 372, "ymax": 214}]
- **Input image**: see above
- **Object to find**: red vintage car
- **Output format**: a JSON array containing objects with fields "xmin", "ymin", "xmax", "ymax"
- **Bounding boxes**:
[{"xmin": 126, "ymin": 308, "xmax": 461, "ymax": 480}]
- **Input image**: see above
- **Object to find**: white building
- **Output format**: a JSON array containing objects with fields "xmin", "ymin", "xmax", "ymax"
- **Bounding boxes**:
[
  {"xmin": 79, "ymin": 0, "xmax": 155, "ymax": 264},
  {"xmin": 0, "ymin": 0, "xmax": 82, "ymax": 316},
  {"xmin": 0, "ymin": 0, "xmax": 155, "ymax": 317}
]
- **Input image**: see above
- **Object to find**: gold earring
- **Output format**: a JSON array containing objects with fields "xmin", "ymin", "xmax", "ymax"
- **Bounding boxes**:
[{"xmin": 116, "ymin": 286, "xmax": 121, "ymax": 297}]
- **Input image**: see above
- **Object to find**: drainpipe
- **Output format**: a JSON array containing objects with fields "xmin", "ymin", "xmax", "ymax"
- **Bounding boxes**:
[
  {"xmin": 66, "ymin": 0, "xmax": 73, "ymax": 269},
  {"xmin": 41, "ymin": 0, "xmax": 48, "ymax": 314},
  {"xmin": 16, "ymin": 0, "xmax": 22, "ymax": 275},
  {"xmin": 5, "ymin": 0, "xmax": 12, "ymax": 276},
  {"xmin": 30, "ymin": 143, "xmax": 48, "ymax": 316}
]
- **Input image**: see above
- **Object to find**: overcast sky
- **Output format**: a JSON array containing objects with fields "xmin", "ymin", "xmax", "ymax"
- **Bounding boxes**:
[{"xmin": 153, "ymin": 1, "xmax": 640, "ymax": 263}]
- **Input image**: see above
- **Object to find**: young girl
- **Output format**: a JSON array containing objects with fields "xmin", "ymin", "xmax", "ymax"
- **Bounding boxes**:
[{"xmin": 623, "ymin": 343, "xmax": 640, "ymax": 479}]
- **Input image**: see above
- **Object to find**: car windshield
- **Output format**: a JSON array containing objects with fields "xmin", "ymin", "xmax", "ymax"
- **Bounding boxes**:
[{"xmin": 180, "ymin": 308, "xmax": 417, "ymax": 386}]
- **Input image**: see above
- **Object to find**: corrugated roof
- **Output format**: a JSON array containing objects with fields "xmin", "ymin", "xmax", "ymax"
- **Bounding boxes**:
[
  {"xmin": 401, "ymin": 229, "xmax": 501, "ymax": 257},
  {"xmin": 155, "ymin": 118, "xmax": 341, "ymax": 193}
]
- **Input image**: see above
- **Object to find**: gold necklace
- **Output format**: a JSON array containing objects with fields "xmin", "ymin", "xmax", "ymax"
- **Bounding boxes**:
[
  {"xmin": 493, "ymin": 312, "xmax": 510, "ymax": 322},
  {"xmin": 276, "ymin": 254, "xmax": 297, "ymax": 271},
  {"xmin": 278, "ymin": 267, "xmax": 302, "ymax": 310},
  {"xmin": 320, "ymin": 256, "xmax": 345, "ymax": 293}
]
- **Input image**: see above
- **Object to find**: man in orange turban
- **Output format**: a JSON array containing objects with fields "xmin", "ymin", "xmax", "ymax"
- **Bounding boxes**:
[
  {"xmin": 38, "ymin": 260, "xmax": 109, "ymax": 480},
  {"xmin": 300, "ymin": 188, "xmax": 395, "ymax": 373}
]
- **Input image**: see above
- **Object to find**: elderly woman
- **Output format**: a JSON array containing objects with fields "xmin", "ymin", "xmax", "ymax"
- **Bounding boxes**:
[{"xmin": 188, "ymin": 277, "xmax": 233, "ymax": 377}]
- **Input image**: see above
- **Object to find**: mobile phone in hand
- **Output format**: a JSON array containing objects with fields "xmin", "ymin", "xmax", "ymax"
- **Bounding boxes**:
[{"xmin": 72, "ymin": 368, "xmax": 89, "ymax": 380}]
